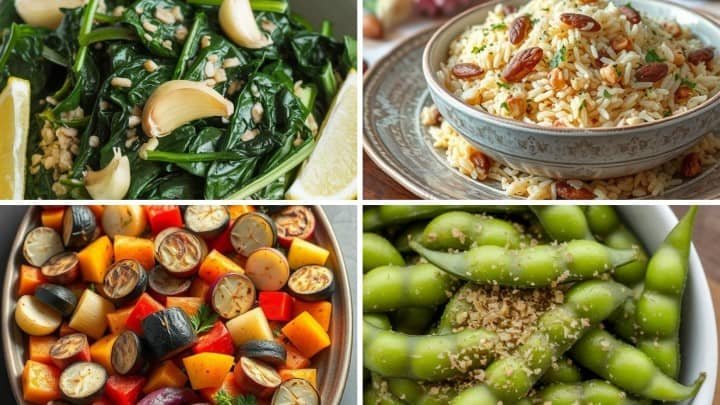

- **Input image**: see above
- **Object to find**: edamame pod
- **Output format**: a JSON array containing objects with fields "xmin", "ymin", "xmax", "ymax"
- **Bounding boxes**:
[
  {"xmin": 451, "ymin": 385, "xmax": 499, "ymax": 405},
  {"xmin": 410, "ymin": 240, "xmax": 637, "ymax": 288},
  {"xmin": 365, "ymin": 313, "xmax": 392, "ymax": 330},
  {"xmin": 585, "ymin": 205, "xmax": 649, "ymax": 286},
  {"xmin": 570, "ymin": 328, "xmax": 705, "ymax": 402},
  {"xmin": 531, "ymin": 206, "xmax": 594, "ymax": 241},
  {"xmin": 364, "ymin": 264, "xmax": 459, "ymax": 312},
  {"xmin": 377, "ymin": 205, "xmax": 528, "ymax": 227},
  {"xmin": 436, "ymin": 282, "xmax": 475, "ymax": 334},
  {"xmin": 364, "ymin": 207, "xmax": 384, "ymax": 232},
  {"xmin": 529, "ymin": 380, "xmax": 647, "ymax": 405},
  {"xmin": 420, "ymin": 211, "xmax": 524, "ymax": 250},
  {"xmin": 387, "ymin": 379, "xmax": 458, "ymax": 405},
  {"xmin": 452, "ymin": 280, "xmax": 632, "ymax": 403},
  {"xmin": 539, "ymin": 357, "xmax": 584, "ymax": 385},
  {"xmin": 394, "ymin": 222, "xmax": 427, "ymax": 254},
  {"xmin": 634, "ymin": 206, "xmax": 697, "ymax": 377},
  {"xmin": 364, "ymin": 233, "xmax": 405, "ymax": 273},
  {"xmin": 366, "ymin": 374, "xmax": 405, "ymax": 405},
  {"xmin": 363, "ymin": 318, "xmax": 496, "ymax": 381},
  {"xmin": 392, "ymin": 307, "xmax": 436, "ymax": 335}
]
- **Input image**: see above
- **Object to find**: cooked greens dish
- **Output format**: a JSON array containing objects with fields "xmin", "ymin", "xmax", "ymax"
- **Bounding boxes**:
[{"xmin": 0, "ymin": 0, "xmax": 356, "ymax": 199}]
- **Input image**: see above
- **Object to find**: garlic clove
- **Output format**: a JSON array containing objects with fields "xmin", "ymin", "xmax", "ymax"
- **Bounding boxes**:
[
  {"xmin": 219, "ymin": 0, "xmax": 274, "ymax": 49},
  {"xmin": 142, "ymin": 80, "xmax": 234, "ymax": 137},
  {"xmin": 15, "ymin": 0, "xmax": 87, "ymax": 30},
  {"xmin": 84, "ymin": 147, "xmax": 130, "ymax": 200}
]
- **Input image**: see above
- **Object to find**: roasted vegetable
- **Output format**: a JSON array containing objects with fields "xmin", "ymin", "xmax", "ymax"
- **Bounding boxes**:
[
  {"xmin": 35, "ymin": 284, "xmax": 78, "ymax": 317},
  {"xmin": 22, "ymin": 360, "xmax": 62, "ymax": 403},
  {"xmin": 245, "ymin": 247, "xmax": 290, "ymax": 291},
  {"xmin": 58, "ymin": 362, "xmax": 107, "ymax": 403},
  {"xmin": 287, "ymin": 239, "xmax": 329, "ymax": 269},
  {"xmin": 234, "ymin": 356, "xmax": 282, "ymax": 398},
  {"xmin": 272, "ymin": 206, "xmax": 316, "ymax": 248},
  {"xmin": 237, "ymin": 340, "xmax": 287, "ymax": 366},
  {"xmin": 154, "ymin": 227, "xmax": 207, "ymax": 277},
  {"xmin": 183, "ymin": 352, "xmax": 236, "ymax": 390},
  {"xmin": 258, "ymin": 291, "xmax": 294, "ymax": 321},
  {"xmin": 111, "ymin": 330, "xmax": 146, "ymax": 376},
  {"xmin": 184, "ymin": 206, "xmax": 231, "ymax": 239},
  {"xmin": 16, "ymin": 294, "xmax": 62, "ymax": 336},
  {"xmin": 101, "ymin": 259, "xmax": 148, "ymax": 306},
  {"xmin": 68, "ymin": 289, "xmax": 114, "ymax": 340},
  {"xmin": 272, "ymin": 378, "xmax": 320, "ymax": 405},
  {"xmin": 148, "ymin": 265, "xmax": 191, "ymax": 297},
  {"xmin": 125, "ymin": 293, "xmax": 164, "ymax": 335},
  {"xmin": 231, "ymin": 212, "xmax": 277, "ymax": 256},
  {"xmin": 76, "ymin": 236, "xmax": 113, "ymax": 284},
  {"xmin": 137, "ymin": 387, "xmax": 198, "ymax": 405},
  {"xmin": 287, "ymin": 265, "xmax": 335, "ymax": 301},
  {"xmin": 23, "ymin": 227, "xmax": 64, "ymax": 267},
  {"xmin": 211, "ymin": 273, "xmax": 256, "ymax": 319},
  {"xmin": 226, "ymin": 307, "xmax": 274, "ymax": 346},
  {"xmin": 62, "ymin": 206, "xmax": 98, "ymax": 249},
  {"xmin": 101, "ymin": 206, "xmax": 148, "ymax": 239},
  {"xmin": 141, "ymin": 307, "xmax": 198, "ymax": 360},
  {"xmin": 49, "ymin": 333, "xmax": 91, "ymax": 370},
  {"xmin": 40, "ymin": 252, "xmax": 80, "ymax": 285}
]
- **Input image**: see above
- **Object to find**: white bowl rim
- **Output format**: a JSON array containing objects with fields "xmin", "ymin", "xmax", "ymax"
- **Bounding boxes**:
[{"xmin": 422, "ymin": 0, "xmax": 720, "ymax": 135}]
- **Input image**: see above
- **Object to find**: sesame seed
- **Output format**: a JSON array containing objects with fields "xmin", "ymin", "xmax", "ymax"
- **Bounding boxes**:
[{"xmin": 111, "ymin": 77, "xmax": 133, "ymax": 88}]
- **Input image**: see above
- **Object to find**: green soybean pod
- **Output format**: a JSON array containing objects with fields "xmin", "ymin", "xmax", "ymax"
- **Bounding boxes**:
[
  {"xmin": 539, "ymin": 357, "xmax": 584, "ymax": 385},
  {"xmin": 365, "ymin": 313, "xmax": 392, "ymax": 330},
  {"xmin": 377, "ymin": 205, "xmax": 529, "ymax": 227},
  {"xmin": 364, "ymin": 233, "xmax": 406, "ymax": 273},
  {"xmin": 585, "ymin": 205, "xmax": 649, "ymax": 286},
  {"xmin": 364, "ymin": 207, "xmax": 384, "ymax": 232},
  {"xmin": 394, "ymin": 222, "xmax": 428, "ymax": 254},
  {"xmin": 570, "ymin": 328, "xmax": 705, "ymax": 401},
  {"xmin": 363, "ymin": 318, "xmax": 496, "ymax": 381},
  {"xmin": 420, "ymin": 211, "xmax": 524, "ymax": 250},
  {"xmin": 436, "ymin": 282, "xmax": 476, "ymax": 334},
  {"xmin": 634, "ymin": 206, "xmax": 697, "ymax": 378},
  {"xmin": 392, "ymin": 307, "xmax": 436, "ymax": 335},
  {"xmin": 451, "ymin": 280, "xmax": 631, "ymax": 403},
  {"xmin": 450, "ymin": 385, "xmax": 499, "ymax": 405},
  {"xmin": 531, "ymin": 206, "xmax": 594, "ymax": 241},
  {"xmin": 387, "ymin": 379, "xmax": 458, "ymax": 405},
  {"xmin": 410, "ymin": 240, "xmax": 637, "ymax": 288},
  {"xmin": 366, "ymin": 374, "xmax": 405, "ymax": 405},
  {"xmin": 363, "ymin": 264, "xmax": 459, "ymax": 312},
  {"xmin": 531, "ymin": 380, "xmax": 648, "ymax": 405}
]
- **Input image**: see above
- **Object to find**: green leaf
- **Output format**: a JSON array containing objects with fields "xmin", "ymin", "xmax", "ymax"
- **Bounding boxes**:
[
  {"xmin": 472, "ymin": 45, "xmax": 487, "ymax": 54},
  {"xmin": 681, "ymin": 77, "xmax": 697, "ymax": 89},
  {"xmin": 122, "ymin": 0, "xmax": 194, "ymax": 58},
  {"xmin": 550, "ymin": 46, "xmax": 566, "ymax": 69},
  {"xmin": 497, "ymin": 81, "xmax": 510, "ymax": 89},
  {"xmin": 603, "ymin": 89, "xmax": 611, "ymax": 98},
  {"xmin": 190, "ymin": 304, "xmax": 219, "ymax": 334},
  {"xmin": 491, "ymin": 22, "xmax": 507, "ymax": 30},
  {"xmin": 645, "ymin": 49, "xmax": 664, "ymax": 63},
  {"xmin": 501, "ymin": 101, "xmax": 509, "ymax": 110}
]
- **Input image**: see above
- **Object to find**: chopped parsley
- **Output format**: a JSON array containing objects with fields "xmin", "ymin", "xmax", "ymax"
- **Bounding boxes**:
[
  {"xmin": 681, "ymin": 77, "xmax": 697, "ymax": 89},
  {"xmin": 645, "ymin": 49, "xmax": 664, "ymax": 63},
  {"xmin": 190, "ymin": 304, "xmax": 219, "ymax": 334},
  {"xmin": 215, "ymin": 392, "xmax": 257, "ymax": 405},
  {"xmin": 603, "ymin": 89, "xmax": 612, "ymax": 98},
  {"xmin": 550, "ymin": 46, "xmax": 567, "ymax": 69},
  {"xmin": 531, "ymin": 18, "xmax": 540, "ymax": 24},
  {"xmin": 579, "ymin": 100, "xmax": 587, "ymax": 111},
  {"xmin": 497, "ymin": 81, "xmax": 511, "ymax": 89},
  {"xmin": 501, "ymin": 102, "xmax": 509, "ymax": 111},
  {"xmin": 491, "ymin": 22, "xmax": 508, "ymax": 30},
  {"xmin": 472, "ymin": 45, "xmax": 487, "ymax": 54},
  {"xmin": 663, "ymin": 110, "xmax": 672, "ymax": 117}
]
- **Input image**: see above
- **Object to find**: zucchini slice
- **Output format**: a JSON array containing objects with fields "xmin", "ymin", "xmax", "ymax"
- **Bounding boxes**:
[
  {"xmin": 237, "ymin": 340, "xmax": 287, "ymax": 366},
  {"xmin": 23, "ymin": 226, "xmax": 64, "ymax": 267},
  {"xmin": 287, "ymin": 265, "xmax": 335, "ymax": 301},
  {"xmin": 154, "ymin": 227, "xmax": 208, "ymax": 277},
  {"xmin": 148, "ymin": 265, "xmax": 191, "ymax": 297},
  {"xmin": 184, "ymin": 205, "xmax": 230, "ymax": 239},
  {"xmin": 245, "ymin": 247, "xmax": 290, "ymax": 291},
  {"xmin": 35, "ymin": 284, "xmax": 78, "ymax": 317},
  {"xmin": 111, "ymin": 330, "xmax": 146, "ymax": 375},
  {"xmin": 141, "ymin": 308, "xmax": 197, "ymax": 360},
  {"xmin": 40, "ymin": 252, "xmax": 80, "ymax": 285},
  {"xmin": 272, "ymin": 378, "xmax": 320, "ymax": 405},
  {"xmin": 62, "ymin": 206, "xmax": 98, "ymax": 249},
  {"xmin": 101, "ymin": 259, "xmax": 147, "ymax": 306},
  {"xmin": 59, "ymin": 362, "xmax": 107, "ymax": 403},
  {"xmin": 211, "ymin": 273, "xmax": 256, "ymax": 319},
  {"xmin": 231, "ymin": 212, "xmax": 277, "ymax": 256}
]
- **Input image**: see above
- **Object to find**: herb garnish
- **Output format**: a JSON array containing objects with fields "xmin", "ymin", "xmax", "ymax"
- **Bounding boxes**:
[
  {"xmin": 550, "ymin": 46, "xmax": 567, "ymax": 69},
  {"xmin": 215, "ymin": 391, "xmax": 257, "ymax": 405},
  {"xmin": 491, "ymin": 22, "xmax": 507, "ymax": 30},
  {"xmin": 190, "ymin": 304, "xmax": 219, "ymax": 334},
  {"xmin": 645, "ymin": 49, "xmax": 664, "ymax": 63},
  {"xmin": 472, "ymin": 45, "xmax": 487, "ymax": 53},
  {"xmin": 501, "ymin": 101, "xmax": 509, "ymax": 110},
  {"xmin": 681, "ymin": 77, "xmax": 697, "ymax": 89},
  {"xmin": 497, "ymin": 81, "xmax": 511, "ymax": 89},
  {"xmin": 603, "ymin": 89, "xmax": 611, "ymax": 98}
]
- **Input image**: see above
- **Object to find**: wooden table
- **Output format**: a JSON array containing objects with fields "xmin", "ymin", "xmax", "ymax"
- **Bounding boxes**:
[{"xmin": 363, "ymin": 153, "xmax": 417, "ymax": 199}]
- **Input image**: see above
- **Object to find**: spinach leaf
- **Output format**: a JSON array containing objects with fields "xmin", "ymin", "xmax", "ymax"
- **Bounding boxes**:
[
  {"xmin": 122, "ymin": 0, "xmax": 193, "ymax": 58},
  {"xmin": 289, "ymin": 32, "xmax": 343, "ymax": 77},
  {"xmin": 183, "ymin": 32, "xmax": 256, "ymax": 96},
  {"xmin": 107, "ymin": 55, "xmax": 173, "ymax": 112},
  {"xmin": 159, "ymin": 126, "xmax": 225, "ymax": 177},
  {"xmin": 0, "ymin": 1, "xmax": 19, "ymax": 34},
  {"xmin": 0, "ymin": 24, "xmax": 51, "ymax": 98}
]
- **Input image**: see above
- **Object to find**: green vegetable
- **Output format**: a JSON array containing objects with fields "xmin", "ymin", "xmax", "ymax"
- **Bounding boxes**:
[
  {"xmin": 539, "ymin": 358, "xmax": 584, "ymax": 385},
  {"xmin": 550, "ymin": 46, "xmax": 567, "ymax": 68},
  {"xmin": 531, "ymin": 206, "xmax": 594, "ymax": 241},
  {"xmin": 419, "ymin": 211, "xmax": 525, "ymax": 250},
  {"xmin": 215, "ymin": 391, "xmax": 257, "ymax": 405},
  {"xmin": 190, "ymin": 304, "xmax": 219, "ymax": 334},
  {"xmin": 681, "ymin": 77, "xmax": 697, "ymax": 89},
  {"xmin": 363, "ymin": 233, "xmax": 405, "ymax": 273},
  {"xmin": 528, "ymin": 380, "xmax": 646, "ymax": 404},
  {"xmin": 645, "ymin": 49, "xmax": 664, "ymax": 63},
  {"xmin": 409, "ymin": 240, "xmax": 638, "ymax": 288},
  {"xmin": 363, "ymin": 264, "xmax": 459, "ymax": 312}
]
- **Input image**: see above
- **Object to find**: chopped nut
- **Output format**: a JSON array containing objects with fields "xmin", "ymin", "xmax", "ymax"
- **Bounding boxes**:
[
  {"xmin": 112, "ymin": 6, "xmax": 126, "ymax": 17},
  {"xmin": 128, "ymin": 115, "xmax": 141, "ymax": 128},
  {"xmin": 155, "ymin": 7, "xmax": 176, "ymax": 25},
  {"xmin": 675, "ymin": 86, "xmax": 692, "ymax": 103},
  {"xmin": 611, "ymin": 36, "xmax": 633, "ymax": 52},
  {"xmin": 214, "ymin": 68, "xmax": 228, "ymax": 83},
  {"xmin": 556, "ymin": 181, "xmax": 595, "ymax": 199},
  {"xmin": 89, "ymin": 136, "xmax": 100, "ymax": 148},
  {"xmin": 663, "ymin": 21, "xmax": 682, "ymax": 38},
  {"xmin": 142, "ymin": 20, "xmax": 158, "ymax": 33},
  {"xmin": 162, "ymin": 40, "xmax": 173, "ymax": 50},
  {"xmin": 111, "ymin": 77, "xmax": 133, "ymax": 88},
  {"xmin": 175, "ymin": 25, "xmax": 188, "ymax": 41},
  {"xmin": 506, "ymin": 96, "xmax": 526, "ymax": 118},
  {"xmin": 681, "ymin": 152, "xmax": 701, "ymax": 177},
  {"xmin": 171, "ymin": 6, "xmax": 184, "ymax": 22},
  {"xmin": 201, "ymin": 35, "xmax": 211, "ymax": 48},
  {"xmin": 143, "ymin": 33, "xmax": 152, "ymax": 41},
  {"xmin": 251, "ymin": 102, "xmax": 264, "ymax": 123},
  {"xmin": 673, "ymin": 51, "xmax": 685, "ymax": 66},
  {"xmin": 223, "ymin": 57, "xmax": 241, "ymax": 68},
  {"xmin": 241, "ymin": 129, "xmax": 259, "ymax": 142},
  {"xmin": 144, "ymin": 59, "xmax": 158, "ymax": 72},
  {"xmin": 204, "ymin": 61, "xmax": 216, "ymax": 78},
  {"xmin": 599, "ymin": 65, "xmax": 619, "ymax": 85},
  {"xmin": 548, "ymin": 68, "xmax": 566, "ymax": 90},
  {"xmin": 470, "ymin": 150, "xmax": 493, "ymax": 174}
]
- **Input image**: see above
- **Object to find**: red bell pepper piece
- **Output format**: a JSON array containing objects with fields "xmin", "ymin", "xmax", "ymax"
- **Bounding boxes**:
[
  {"xmin": 105, "ymin": 375, "xmax": 146, "ymax": 405},
  {"xmin": 125, "ymin": 293, "xmax": 164, "ymax": 335},
  {"xmin": 145, "ymin": 206, "xmax": 183, "ymax": 235},
  {"xmin": 192, "ymin": 321, "xmax": 235, "ymax": 355},
  {"xmin": 258, "ymin": 292, "xmax": 294, "ymax": 321},
  {"xmin": 208, "ymin": 222, "xmax": 234, "ymax": 254}
]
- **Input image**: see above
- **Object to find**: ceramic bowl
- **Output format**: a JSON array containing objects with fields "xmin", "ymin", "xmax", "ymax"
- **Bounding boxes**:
[
  {"xmin": 423, "ymin": 0, "xmax": 720, "ymax": 179},
  {"xmin": 2, "ymin": 206, "xmax": 352, "ymax": 405}
]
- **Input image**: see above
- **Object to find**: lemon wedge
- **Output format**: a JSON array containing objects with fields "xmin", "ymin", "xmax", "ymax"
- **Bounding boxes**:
[
  {"xmin": 286, "ymin": 70, "xmax": 358, "ymax": 200},
  {"xmin": 0, "ymin": 77, "xmax": 31, "ymax": 199}
]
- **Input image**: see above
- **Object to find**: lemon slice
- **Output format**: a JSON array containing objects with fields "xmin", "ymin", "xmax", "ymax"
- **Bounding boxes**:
[
  {"xmin": 0, "ymin": 77, "xmax": 31, "ymax": 199},
  {"xmin": 286, "ymin": 70, "xmax": 358, "ymax": 200}
]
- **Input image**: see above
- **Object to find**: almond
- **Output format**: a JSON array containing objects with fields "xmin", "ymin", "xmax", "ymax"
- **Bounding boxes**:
[
  {"xmin": 502, "ymin": 47, "xmax": 543, "ymax": 82},
  {"xmin": 560, "ymin": 13, "xmax": 602, "ymax": 32},
  {"xmin": 635, "ymin": 63, "xmax": 668, "ymax": 82},
  {"xmin": 509, "ymin": 16, "xmax": 531, "ymax": 45}
]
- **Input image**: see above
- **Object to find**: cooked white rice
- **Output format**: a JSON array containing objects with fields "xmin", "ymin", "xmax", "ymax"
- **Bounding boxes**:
[
  {"xmin": 440, "ymin": 0, "xmax": 720, "ymax": 127},
  {"xmin": 424, "ymin": 104, "xmax": 720, "ymax": 199}
]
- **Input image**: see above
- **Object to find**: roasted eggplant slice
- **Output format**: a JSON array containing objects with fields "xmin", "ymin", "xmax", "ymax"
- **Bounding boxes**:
[
  {"xmin": 184, "ymin": 205, "xmax": 230, "ymax": 239},
  {"xmin": 59, "ymin": 361, "xmax": 107, "ymax": 404},
  {"xmin": 245, "ymin": 248, "xmax": 290, "ymax": 291},
  {"xmin": 154, "ymin": 227, "xmax": 207, "ymax": 277},
  {"xmin": 101, "ymin": 259, "xmax": 147, "ymax": 305},
  {"xmin": 141, "ymin": 307, "xmax": 197, "ymax": 360},
  {"xmin": 237, "ymin": 340, "xmax": 287, "ymax": 366},
  {"xmin": 211, "ymin": 273, "xmax": 256, "ymax": 319},
  {"xmin": 62, "ymin": 206, "xmax": 98, "ymax": 249},
  {"xmin": 23, "ymin": 226, "xmax": 64, "ymax": 267},
  {"xmin": 287, "ymin": 265, "xmax": 335, "ymax": 301},
  {"xmin": 50, "ymin": 333, "xmax": 91, "ymax": 370},
  {"xmin": 111, "ymin": 330, "xmax": 146, "ymax": 375},
  {"xmin": 101, "ymin": 205, "xmax": 147, "ymax": 239},
  {"xmin": 272, "ymin": 206, "xmax": 316, "ymax": 248},
  {"xmin": 272, "ymin": 378, "xmax": 320, "ymax": 405},
  {"xmin": 40, "ymin": 252, "xmax": 80, "ymax": 285},
  {"xmin": 231, "ymin": 212, "xmax": 277, "ymax": 256},
  {"xmin": 234, "ymin": 356, "xmax": 282, "ymax": 398},
  {"xmin": 148, "ymin": 265, "xmax": 191, "ymax": 297},
  {"xmin": 35, "ymin": 284, "xmax": 78, "ymax": 317}
]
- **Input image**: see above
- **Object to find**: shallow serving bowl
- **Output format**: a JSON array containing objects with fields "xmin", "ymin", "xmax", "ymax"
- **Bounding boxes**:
[
  {"xmin": 423, "ymin": 0, "xmax": 720, "ymax": 180},
  {"xmin": 1, "ymin": 206, "xmax": 352, "ymax": 405}
]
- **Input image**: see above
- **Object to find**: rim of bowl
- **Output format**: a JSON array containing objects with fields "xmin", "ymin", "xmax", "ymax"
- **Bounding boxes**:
[
  {"xmin": 2, "ymin": 206, "xmax": 353, "ymax": 405},
  {"xmin": 422, "ymin": 0, "xmax": 720, "ymax": 136}
]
